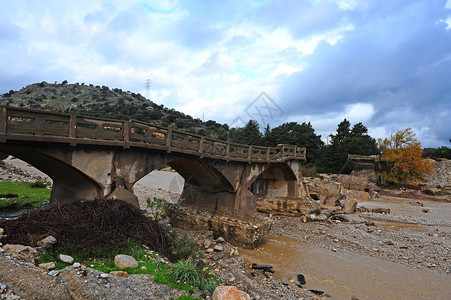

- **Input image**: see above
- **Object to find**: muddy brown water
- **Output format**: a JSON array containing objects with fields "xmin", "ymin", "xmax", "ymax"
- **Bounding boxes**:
[
  {"xmin": 240, "ymin": 234, "xmax": 451, "ymax": 299},
  {"xmin": 240, "ymin": 197, "xmax": 451, "ymax": 299}
]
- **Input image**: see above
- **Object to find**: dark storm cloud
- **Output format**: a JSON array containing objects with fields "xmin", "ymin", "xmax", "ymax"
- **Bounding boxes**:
[{"xmin": 278, "ymin": 0, "xmax": 451, "ymax": 146}]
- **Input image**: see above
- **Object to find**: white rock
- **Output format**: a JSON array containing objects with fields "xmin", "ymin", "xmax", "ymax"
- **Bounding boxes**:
[
  {"xmin": 72, "ymin": 262, "xmax": 81, "ymax": 268},
  {"xmin": 38, "ymin": 262, "xmax": 55, "ymax": 272},
  {"xmin": 114, "ymin": 254, "xmax": 139, "ymax": 269},
  {"xmin": 213, "ymin": 245, "xmax": 223, "ymax": 252},
  {"xmin": 59, "ymin": 254, "xmax": 74, "ymax": 264},
  {"xmin": 216, "ymin": 237, "xmax": 225, "ymax": 243},
  {"xmin": 37, "ymin": 236, "xmax": 57, "ymax": 248}
]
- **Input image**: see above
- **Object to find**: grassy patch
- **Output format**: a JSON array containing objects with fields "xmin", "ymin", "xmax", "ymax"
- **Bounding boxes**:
[
  {"xmin": 0, "ymin": 181, "xmax": 50, "ymax": 211},
  {"xmin": 434, "ymin": 190, "xmax": 451, "ymax": 196},
  {"xmin": 38, "ymin": 238, "xmax": 220, "ymax": 294}
]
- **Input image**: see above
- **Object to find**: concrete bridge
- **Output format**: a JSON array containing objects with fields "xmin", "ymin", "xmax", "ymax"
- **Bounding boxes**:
[{"xmin": 0, "ymin": 106, "xmax": 306, "ymax": 216}]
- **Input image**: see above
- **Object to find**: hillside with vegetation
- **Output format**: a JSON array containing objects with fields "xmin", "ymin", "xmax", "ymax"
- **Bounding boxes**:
[{"xmin": 0, "ymin": 81, "xmax": 229, "ymax": 139}]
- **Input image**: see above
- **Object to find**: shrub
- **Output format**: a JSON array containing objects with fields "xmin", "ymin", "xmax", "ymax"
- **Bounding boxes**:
[
  {"xmin": 146, "ymin": 197, "xmax": 170, "ymax": 221},
  {"xmin": 0, "ymin": 152, "xmax": 8, "ymax": 161},
  {"xmin": 169, "ymin": 234, "xmax": 201, "ymax": 262},
  {"xmin": 30, "ymin": 181, "xmax": 47, "ymax": 188},
  {"xmin": 434, "ymin": 190, "xmax": 451, "ymax": 196},
  {"xmin": 167, "ymin": 259, "xmax": 204, "ymax": 287},
  {"xmin": 301, "ymin": 165, "xmax": 317, "ymax": 177}
]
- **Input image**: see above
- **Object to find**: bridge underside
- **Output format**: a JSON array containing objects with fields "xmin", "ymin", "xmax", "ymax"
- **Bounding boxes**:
[{"xmin": 0, "ymin": 141, "xmax": 307, "ymax": 216}]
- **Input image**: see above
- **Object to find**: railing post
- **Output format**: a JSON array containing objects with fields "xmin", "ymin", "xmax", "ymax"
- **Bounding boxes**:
[
  {"xmin": 0, "ymin": 106, "xmax": 6, "ymax": 142},
  {"xmin": 199, "ymin": 136, "xmax": 205, "ymax": 158},
  {"xmin": 226, "ymin": 142, "xmax": 230, "ymax": 162},
  {"xmin": 0, "ymin": 106, "xmax": 6, "ymax": 134},
  {"xmin": 123, "ymin": 121, "xmax": 130, "ymax": 149},
  {"xmin": 34, "ymin": 113, "xmax": 44, "ymax": 136},
  {"xmin": 248, "ymin": 145, "xmax": 252, "ymax": 163},
  {"xmin": 266, "ymin": 147, "xmax": 270, "ymax": 162},
  {"xmin": 69, "ymin": 115, "xmax": 77, "ymax": 146},
  {"xmin": 166, "ymin": 127, "xmax": 173, "ymax": 153}
]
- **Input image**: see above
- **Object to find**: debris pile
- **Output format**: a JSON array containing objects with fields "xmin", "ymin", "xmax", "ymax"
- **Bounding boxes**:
[{"xmin": 1, "ymin": 199, "xmax": 171, "ymax": 257}]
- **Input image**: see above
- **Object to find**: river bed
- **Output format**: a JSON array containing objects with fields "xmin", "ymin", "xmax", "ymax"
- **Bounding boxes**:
[{"xmin": 239, "ymin": 233, "xmax": 451, "ymax": 299}]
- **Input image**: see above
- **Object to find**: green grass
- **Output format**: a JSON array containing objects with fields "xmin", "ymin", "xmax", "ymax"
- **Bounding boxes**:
[
  {"xmin": 38, "ymin": 239, "xmax": 220, "ymax": 294},
  {"xmin": 434, "ymin": 190, "xmax": 451, "ymax": 196},
  {"xmin": 0, "ymin": 181, "xmax": 51, "ymax": 210}
]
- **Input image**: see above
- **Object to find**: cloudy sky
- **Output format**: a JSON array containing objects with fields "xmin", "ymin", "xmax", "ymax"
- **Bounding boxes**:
[{"xmin": 0, "ymin": 0, "xmax": 450, "ymax": 147}]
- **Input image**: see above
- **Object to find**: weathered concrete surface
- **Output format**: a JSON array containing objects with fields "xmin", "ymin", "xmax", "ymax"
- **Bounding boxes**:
[
  {"xmin": 0, "ymin": 142, "xmax": 307, "ymax": 217},
  {"xmin": 336, "ymin": 174, "xmax": 368, "ymax": 191},
  {"xmin": 106, "ymin": 186, "xmax": 140, "ymax": 208},
  {"xmin": 169, "ymin": 206, "xmax": 273, "ymax": 248},
  {"xmin": 256, "ymin": 197, "xmax": 315, "ymax": 216}
]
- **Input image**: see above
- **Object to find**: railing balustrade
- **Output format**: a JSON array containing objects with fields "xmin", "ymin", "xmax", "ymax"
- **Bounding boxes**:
[{"xmin": 0, "ymin": 106, "xmax": 306, "ymax": 162}]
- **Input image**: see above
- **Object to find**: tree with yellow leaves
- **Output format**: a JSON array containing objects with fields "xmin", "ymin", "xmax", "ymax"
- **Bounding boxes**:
[{"xmin": 378, "ymin": 128, "xmax": 433, "ymax": 185}]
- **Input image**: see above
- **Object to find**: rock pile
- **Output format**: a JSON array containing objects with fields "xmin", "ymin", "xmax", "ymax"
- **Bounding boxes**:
[{"xmin": 426, "ymin": 158, "xmax": 451, "ymax": 189}]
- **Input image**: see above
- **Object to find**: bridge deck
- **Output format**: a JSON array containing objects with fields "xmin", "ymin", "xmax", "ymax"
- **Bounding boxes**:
[{"xmin": 0, "ymin": 106, "xmax": 305, "ymax": 163}]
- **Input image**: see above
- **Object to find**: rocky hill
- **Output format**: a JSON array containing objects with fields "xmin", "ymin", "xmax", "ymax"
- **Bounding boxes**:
[{"xmin": 0, "ymin": 81, "xmax": 229, "ymax": 139}]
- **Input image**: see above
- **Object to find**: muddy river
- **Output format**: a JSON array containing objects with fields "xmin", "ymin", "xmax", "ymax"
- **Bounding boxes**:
[
  {"xmin": 240, "ymin": 196, "xmax": 451, "ymax": 299},
  {"xmin": 240, "ymin": 233, "xmax": 450, "ymax": 299}
]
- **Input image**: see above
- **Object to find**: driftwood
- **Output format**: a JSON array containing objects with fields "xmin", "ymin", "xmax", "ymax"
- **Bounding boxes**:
[{"xmin": 251, "ymin": 263, "xmax": 275, "ymax": 273}]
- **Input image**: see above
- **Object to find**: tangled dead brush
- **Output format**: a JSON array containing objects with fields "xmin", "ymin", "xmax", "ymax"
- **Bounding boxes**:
[{"xmin": 1, "ymin": 199, "xmax": 171, "ymax": 257}]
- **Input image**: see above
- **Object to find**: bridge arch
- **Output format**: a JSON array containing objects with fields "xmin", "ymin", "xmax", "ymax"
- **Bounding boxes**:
[
  {"xmin": 0, "ymin": 144, "xmax": 102, "ymax": 205},
  {"xmin": 250, "ymin": 163, "xmax": 298, "ymax": 198},
  {"xmin": 165, "ymin": 158, "xmax": 236, "ymax": 213}
]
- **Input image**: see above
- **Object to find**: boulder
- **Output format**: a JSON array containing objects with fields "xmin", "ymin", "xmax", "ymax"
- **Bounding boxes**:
[
  {"xmin": 256, "ymin": 198, "xmax": 314, "ymax": 216},
  {"xmin": 323, "ymin": 191, "xmax": 341, "ymax": 206},
  {"xmin": 114, "ymin": 254, "xmax": 138, "ymax": 269},
  {"xmin": 336, "ymin": 175, "xmax": 368, "ymax": 191},
  {"xmin": 170, "ymin": 206, "xmax": 273, "ymax": 249},
  {"xmin": 38, "ymin": 262, "xmax": 55, "ymax": 272},
  {"xmin": 59, "ymin": 254, "xmax": 74, "ymax": 264},
  {"xmin": 37, "ymin": 235, "xmax": 57, "ymax": 249},
  {"xmin": 2, "ymin": 244, "xmax": 38, "ymax": 263},
  {"xmin": 106, "ymin": 186, "xmax": 139, "ymax": 208},
  {"xmin": 110, "ymin": 270, "xmax": 129, "ymax": 278},
  {"xmin": 211, "ymin": 253, "xmax": 225, "ymax": 261},
  {"xmin": 213, "ymin": 286, "xmax": 251, "ymax": 300},
  {"xmin": 342, "ymin": 189, "xmax": 371, "ymax": 202},
  {"xmin": 342, "ymin": 199, "xmax": 357, "ymax": 214},
  {"xmin": 306, "ymin": 185, "xmax": 328, "ymax": 202}
]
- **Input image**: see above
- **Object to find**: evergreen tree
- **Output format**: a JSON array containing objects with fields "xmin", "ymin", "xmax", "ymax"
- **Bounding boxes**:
[
  {"xmin": 230, "ymin": 120, "xmax": 263, "ymax": 145},
  {"xmin": 263, "ymin": 122, "xmax": 323, "ymax": 164},
  {"xmin": 317, "ymin": 119, "xmax": 378, "ymax": 173}
]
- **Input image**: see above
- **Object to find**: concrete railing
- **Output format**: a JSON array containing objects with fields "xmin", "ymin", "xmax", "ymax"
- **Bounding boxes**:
[{"xmin": 0, "ymin": 106, "xmax": 306, "ymax": 163}]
